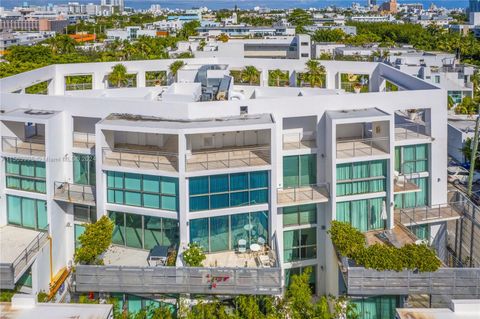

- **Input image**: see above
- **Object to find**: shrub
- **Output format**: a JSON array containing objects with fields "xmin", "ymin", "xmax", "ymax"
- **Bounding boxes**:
[
  {"xmin": 328, "ymin": 221, "xmax": 441, "ymax": 272},
  {"xmin": 74, "ymin": 216, "xmax": 113, "ymax": 265},
  {"xmin": 183, "ymin": 243, "xmax": 206, "ymax": 267},
  {"xmin": 37, "ymin": 291, "xmax": 49, "ymax": 303},
  {"xmin": 166, "ymin": 250, "xmax": 177, "ymax": 266}
]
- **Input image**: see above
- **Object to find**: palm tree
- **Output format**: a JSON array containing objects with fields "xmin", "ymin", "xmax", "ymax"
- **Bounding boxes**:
[
  {"xmin": 241, "ymin": 66, "xmax": 260, "ymax": 85},
  {"xmin": 305, "ymin": 60, "xmax": 326, "ymax": 88},
  {"xmin": 269, "ymin": 69, "xmax": 288, "ymax": 87},
  {"xmin": 108, "ymin": 64, "xmax": 128, "ymax": 88},
  {"xmin": 169, "ymin": 60, "xmax": 185, "ymax": 82}
]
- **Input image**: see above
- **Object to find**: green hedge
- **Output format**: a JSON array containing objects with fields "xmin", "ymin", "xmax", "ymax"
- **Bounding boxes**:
[{"xmin": 329, "ymin": 221, "xmax": 441, "ymax": 272}]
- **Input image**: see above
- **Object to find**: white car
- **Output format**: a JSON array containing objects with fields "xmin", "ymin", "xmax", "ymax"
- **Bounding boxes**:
[{"xmin": 447, "ymin": 166, "xmax": 480, "ymax": 185}]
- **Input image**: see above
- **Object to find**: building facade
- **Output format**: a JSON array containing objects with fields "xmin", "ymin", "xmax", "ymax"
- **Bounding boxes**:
[{"xmin": 1, "ymin": 57, "xmax": 469, "ymax": 316}]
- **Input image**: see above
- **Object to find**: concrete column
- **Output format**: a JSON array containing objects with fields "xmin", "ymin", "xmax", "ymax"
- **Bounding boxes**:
[{"xmin": 177, "ymin": 133, "xmax": 189, "ymax": 246}]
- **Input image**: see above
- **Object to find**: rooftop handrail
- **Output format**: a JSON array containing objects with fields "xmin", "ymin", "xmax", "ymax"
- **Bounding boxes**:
[
  {"xmin": 395, "ymin": 122, "xmax": 430, "ymax": 139},
  {"xmin": 73, "ymin": 131, "xmax": 96, "ymax": 148},
  {"xmin": 65, "ymin": 83, "xmax": 93, "ymax": 91},
  {"xmin": 282, "ymin": 132, "xmax": 316, "ymax": 149},
  {"xmin": 1, "ymin": 136, "xmax": 45, "ymax": 156},
  {"xmin": 11, "ymin": 229, "xmax": 49, "ymax": 278},
  {"xmin": 336, "ymin": 136, "xmax": 389, "ymax": 157},
  {"xmin": 102, "ymin": 147, "xmax": 178, "ymax": 171},
  {"xmin": 189, "ymin": 145, "xmax": 270, "ymax": 155},
  {"xmin": 186, "ymin": 146, "xmax": 270, "ymax": 171},
  {"xmin": 277, "ymin": 183, "xmax": 330, "ymax": 202},
  {"xmin": 54, "ymin": 181, "xmax": 95, "ymax": 203}
]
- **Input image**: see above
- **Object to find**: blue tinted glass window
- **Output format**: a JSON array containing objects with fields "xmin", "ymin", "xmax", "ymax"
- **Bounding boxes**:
[
  {"xmin": 250, "ymin": 171, "xmax": 268, "ymax": 188},
  {"xmin": 190, "ymin": 196, "xmax": 209, "ymax": 211},
  {"xmin": 210, "ymin": 193, "xmax": 229, "ymax": 209},
  {"xmin": 230, "ymin": 173, "xmax": 248, "ymax": 191},
  {"xmin": 210, "ymin": 174, "xmax": 229, "ymax": 193},
  {"xmin": 250, "ymin": 189, "xmax": 268, "ymax": 204},
  {"xmin": 230, "ymin": 191, "xmax": 249, "ymax": 207},
  {"xmin": 190, "ymin": 177, "xmax": 209, "ymax": 195}
]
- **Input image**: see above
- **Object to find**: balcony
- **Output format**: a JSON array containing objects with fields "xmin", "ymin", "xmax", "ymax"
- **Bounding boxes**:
[
  {"xmin": 75, "ymin": 264, "xmax": 282, "ymax": 295},
  {"xmin": 339, "ymin": 258, "xmax": 480, "ymax": 303},
  {"xmin": 0, "ymin": 226, "xmax": 49, "ymax": 289},
  {"xmin": 393, "ymin": 172, "xmax": 421, "ymax": 194},
  {"xmin": 1, "ymin": 136, "xmax": 45, "ymax": 157},
  {"xmin": 186, "ymin": 146, "xmax": 270, "ymax": 172},
  {"xmin": 54, "ymin": 182, "xmax": 96, "ymax": 206},
  {"xmin": 396, "ymin": 204, "xmax": 462, "ymax": 227},
  {"xmin": 282, "ymin": 132, "xmax": 316, "ymax": 150},
  {"xmin": 336, "ymin": 137, "xmax": 389, "ymax": 159},
  {"xmin": 73, "ymin": 132, "xmax": 95, "ymax": 149},
  {"xmin": 277, "ymin": 184, "xmax": 329, "ymax": 207},
  {"xmin": 102, "ymin": 147, "xmax": 178, "ymax": 172},
  {"xmin": 395, "ymin": 123, "xmax": 430, "ymax": 141}
]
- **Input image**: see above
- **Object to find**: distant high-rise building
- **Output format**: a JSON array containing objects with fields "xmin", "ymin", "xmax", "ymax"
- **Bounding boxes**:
[
  {"xmin": 470, "ymin": 0, "xmax": 480, "ymax": 12},
  {"xmin": 101, "ymin": 0, "xmax": 125, "ymax": 12}
]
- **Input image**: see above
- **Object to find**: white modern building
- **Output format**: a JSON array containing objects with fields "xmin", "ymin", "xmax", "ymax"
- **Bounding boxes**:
[{"xmin": 0, "ymin": 56, "xmax": 479, "ymax": 317}]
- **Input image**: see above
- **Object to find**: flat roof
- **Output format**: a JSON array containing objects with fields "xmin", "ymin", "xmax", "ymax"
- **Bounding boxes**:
[
  {"xmin": 448, "ymin": 119, "xmax": 478, "ymax": 133},
  {"xmin": 0, "ymin": 302, "xmax": 113, "ymax": 319},
  {"xmin": 327, "ymin": 108, "xmax": 390, "ymax": 120},
  {"xmin": 100, "ymin": 113, "xmax": 274, "ymax": 130},
  {"xmin": 2, "ymin": 108, "xmax": 59, "ymax": 121}
]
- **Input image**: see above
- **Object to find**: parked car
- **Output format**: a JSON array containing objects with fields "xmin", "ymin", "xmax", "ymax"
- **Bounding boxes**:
[{"xmin": 447, "ymin": 166, "xmax": 480, "ymax": 185}]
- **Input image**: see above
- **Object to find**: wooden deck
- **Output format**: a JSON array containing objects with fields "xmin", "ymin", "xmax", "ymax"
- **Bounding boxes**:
[
  {"xmin": 395, "ymin": 205, "xmax": 462, "ymax": 226},
  {"xmin": 277, "ymin": 185, "xmax": 329, "ymax": 207},
  {"xmin": 364, "ymin": 224, "xmax": 416, "ymax": 248},
  {"xmin": 393, "ymin": 180, "xmax": 421, "ymax": 194}
]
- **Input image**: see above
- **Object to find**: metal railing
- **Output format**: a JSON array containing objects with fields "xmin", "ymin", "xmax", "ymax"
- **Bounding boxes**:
[
  {"xmin": 399, "ymin": 203, "xmax": 460, "ymax": 226},
  {"xmin": 65, "ymin": 83, "xmax": 93, "ymax": 91},
  {"xmin": 395, "ymin": 123, "xmax": 430, "ymax": 140},
  {"xmin": 277, "ymin": 183, "xmax": 330, "ymax": 206},
  {"xmin": 54, "ymin": 181, "xmax": 96, "ymax": 205},
  {"xmin": 145, "ymin": 79, "xmax": 167, "ymax": 87},
  {"xmin": 282, "ymin": 132, "xmax": 316, "ymax": 150},
  {"xmin": 1, "ymin": 136, "xmax": 45, "ymax": 156},
  {"xmin": 336, "ymin": 137, "xmax": 389, "ymax": 158},
  {"xmin": 12, "ymin": 229, "xmax": 49, "ymax": 278},
  {"xmin": 186, "ymin": 146, "xmax": 270, "ymax": 172},
  {"xmin": 102, "ymin": 147, "xmax": 178, "ymax": 172},
  {"xmin": 340, "ymin": 258, "xmax": 480, "ymax": 304},
  {"xmin": 75, "ymin": 264, "xmax": 282, "ymax": 295},
  {"xmin": 73, "ymin": 132, "xmax": 95, "ymax": 149}
]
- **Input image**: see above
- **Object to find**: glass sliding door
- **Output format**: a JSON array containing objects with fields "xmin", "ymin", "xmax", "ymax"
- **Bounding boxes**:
[
  {"xmin": 73, "ymin": 154, "xmax": 95, "ymax": 185},
  {"xmin": 283, "ymin": 155, "xmax": 317, "ymax": 187},
  {"xmin": 210, "ymin": 216, "xmax": 229, "ymax": 252},
  {"xmin": 336, "ymin": 197, "xmax": 385, "ymax": 232},
  {"xmin": 6, "ymin": 195, "xmax": 47, "ymax": 230},
  {"xmin": 109, "ymin": 211, "xmax": 179, "ymax": 250},
  {"xmin": 190, "ymin": 218, "xmax": 209, "ymax": 250}
]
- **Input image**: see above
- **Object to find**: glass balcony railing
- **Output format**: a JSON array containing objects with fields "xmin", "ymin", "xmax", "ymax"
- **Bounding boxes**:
[
  {"xmin": 1, "ymin": 136, "xmax": 45, "ymax": 157},
  {"xmin": 102, "ymin": 147, "xmax": 178, "ymax": 172}
]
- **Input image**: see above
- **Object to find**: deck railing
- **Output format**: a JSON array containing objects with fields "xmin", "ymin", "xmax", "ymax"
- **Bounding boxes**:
[
  {"xmin": 65, "ymin": 83, "xmax": 93, "ymax": 91},
  {"xmin": 75, "ymin": 264, "xmax": 282, "ymax": 295},
  {"xmin": 103, "ymin": 147, "xmax": 178, "ymax": 172},
  {"xmin": 399, "ymin": 203, "xmax": 460, "ymax": 226},
  {"xmin": 395, "ymin": 123, "xmax": 430, "ymax": 140},
  {"xmin": 277, "ymin": 183, "xmax": 329, "ymax": 206},
  {"xmin": 282, "ymin": 132, "xmax": 316, "ymax": 150},
  {"xmin": 54, "ymin": 182, "xmax": 96, "ymax": 205},
  {"xmin": 336, "ymin": 137, "xmax": 389, "ymax": 158},
  {"xmin": 1, "ymin": 136, "xmax": 45, "ymax": 156},
  {"xmin": 186, "ymin": 146, "xmax": 270, "ymax": 172},
  {"xmin": 73, "ymin": 132, "xmax": 95, "ymax": 148}
]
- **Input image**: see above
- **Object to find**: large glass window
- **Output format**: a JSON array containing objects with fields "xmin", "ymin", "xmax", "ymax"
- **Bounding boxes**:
[
  {"xmin": 395, "ymin": 144, "xmax": 429, "ymax": 174},
  {"xmin": 5, "ymin": 158, "xmax": 46, "ymax": 193},
  {"xmin": 73, "ymin": 153, "xmax": 96, "ymax": 185},
  {"xmin": 107, "ymin": 171, "xmax": 178, "ymax": 211},
  {"xmin": 283, "ymin": 204, "xmax": 317, "ymax": 226},
  {"xmin": 7, "ymin": 195, "xmax": 47, "ymax": 230},
  {"xmin": 350, "ymin": 296, "xmax": 400, "ymax": 319},
  {"xmin": 283, "ymin": 227, "xmax": 317, "ymax": 262},
  {"xmin": 336, "ymin": 197, "xmax": 385, "ymax": 232},
  {"xmin": 189, "ymin": 211, "xmax": 269, "ymax": 252},
  {"xmin": 108, "ymin": 211, "xmax": 179, "ymax": 250},
  {"xmin": 283, "ymin": 155, "xmax": 316, "ymax": 187},
  {"xmin": 189, "ymin": 171, "xmax": 269, "ymax": 212},
  {"xmin": 394, "ymin": 177, "xmax": 429, "ymax": 209},
  {"xmin": 73, "ymin": 205, "xmax": 96, "ymax": 223},
  {"xmin": 336, "ymin": 160, "xmax": 387, "ymax": 196}
]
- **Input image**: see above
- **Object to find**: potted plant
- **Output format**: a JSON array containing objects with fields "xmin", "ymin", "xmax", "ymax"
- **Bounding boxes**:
[{"xmin": 353, "ymin": 83, "xmax": 362, "ymax": 94}]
